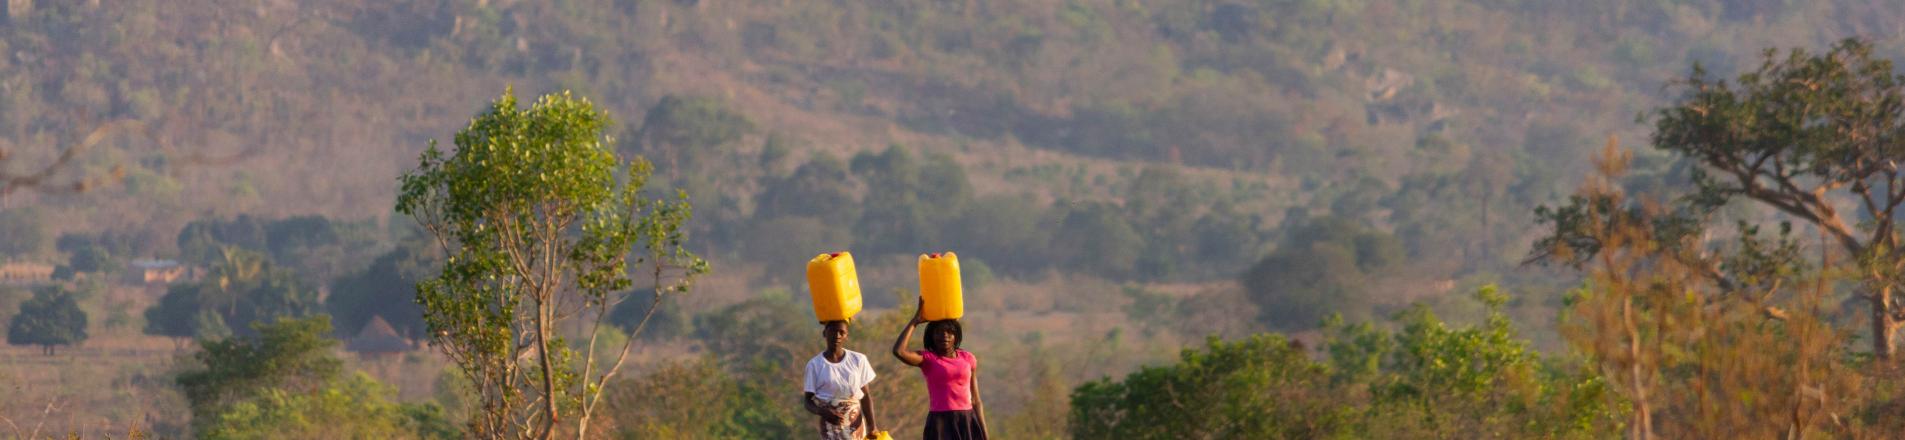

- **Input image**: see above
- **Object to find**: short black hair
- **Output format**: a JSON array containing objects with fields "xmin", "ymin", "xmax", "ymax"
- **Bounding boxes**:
[{"xmin": 924, "ymin": 319, "xmax": 963, "ymax": 353}]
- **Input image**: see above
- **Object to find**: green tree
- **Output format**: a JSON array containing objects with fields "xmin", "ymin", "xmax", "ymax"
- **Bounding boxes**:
[
  {"xmin": 1635, "ymin": 39, "xmax": 1905, "ymax": 362},
  {"xmin": 1532, "ymin": 145, "xmax": 1863, "ymax": 438},
  {"xmin": 177, "ymin": 215, "xmax": 268, "ymax": 265},
  {"xmin": 1070, "ymin": 286, "xmax": 1621, "ymax": 439},
  {"xmin": 1069, "ymin": 334, "xmax": 1344, "ymax": 439},
  {"xmin": 754, "ymin": 153, "xmax": 862, "ymax": 225},
  {"xmin": 1123, "ymin": 167, "xmax": 1203, "ymax": 280},
  {"xmin": 631, "ymin": 95, "xmax": 753, "ymax": 174},
  {"xmin": 1050, "ymin": 201, "xmax": 1143, "ymax": 276},
  {"xmin": 607, "ymin": 358, "xmax": 753, "ymax": 439},
  {"xmin": 142, "ymin": 248, "xmax": 318, "ymax": 342},
  {"xmin": 67, "ymin": 245, "xmax": 118, "ymax": 275},
  {"xmin": 737, "ymin": 216, "xmax": 853, "ymax": 282},
  {"xmin": 6, "ymin": 286, "xmax": 87, "ymax": 355},
  {"xmin": 145, "ymin": 283, "xmax": 204, "ymax": 342},
  {"xmin": 261, "ymin": 215, "xmax": 356, "ymax": 283},
  {"xmin": 200, "ymin": 373, "xmax": 459, "ymax": 440},
  {"xmin": 262, "ymin": 215, "xmax": 339, "ymax": 262},
  {"xmin": 175, "ymin": 215, "xmax": 359, "ymax": 283},
  {"xmin": 1326, "ymin": 286, "xmax": 1620, "ymax": 438},
  {"xmin": 57, "ymin": 230, "xmax": 151, "ymax": 259},
  {"xmin": 397, "ymin": 89, "xmax": 708, "ymax": 440},
  {"xmin": 179, "ymin": 315, "xmax": 457, "ymax": 439},
  {"xmin": 1189, "ymin": 201, "xmax": 1261, "ymax": 267},
  {"xmin": 946, "ymin": 193, "xmax": 1051, "ymax": 275},
  {"xmin": 1241, "ymin": 216, "xmax": 1401, "ymax": 329},
  {"xmin": 179, "ymin": 315, "xmax": 344, "ymax": 431},
  {"xmin": 851, "ymin": 145, "xmax": 972, "ymax": 255}
]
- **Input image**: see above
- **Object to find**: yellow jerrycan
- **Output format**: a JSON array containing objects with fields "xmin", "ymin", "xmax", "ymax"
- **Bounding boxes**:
[
  {"xmin": 870, "ymin": 431, "xmax": 894, "ymax": 440},
  {"xmin": 918, "ymin": 252, "xmax": 963, "ymax": 321},
  {"xmin": 806, "ymin": 252, "xmax": 863, "ymax": 323}
]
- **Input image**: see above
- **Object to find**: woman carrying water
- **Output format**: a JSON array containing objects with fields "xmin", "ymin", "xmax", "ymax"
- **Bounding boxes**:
[
  {"xmin": 892, "ymin": 297, "xmax": 988, "ymax": 440},
  {"xmin": 804, "ymin": 319, "xmax": 879, "ymax": 440}
]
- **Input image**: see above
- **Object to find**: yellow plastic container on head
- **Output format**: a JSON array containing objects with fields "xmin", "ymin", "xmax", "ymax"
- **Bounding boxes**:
[
  {"xmin": 806, "ymin": 252, "xmax": 863, "ymax": 323},
  {"xmin": 918, "ymin": 252, "xmax": 963, "ymax": 321}
]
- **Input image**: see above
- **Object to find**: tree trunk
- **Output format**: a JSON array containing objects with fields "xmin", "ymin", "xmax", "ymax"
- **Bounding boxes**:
[
  {"xmin": 1872, "ymin": 285, "xmax": 1898, "ymax": 362},
  {"xmin": 535, "ymin": 301, "xmax": 558, "ymax": 439},
  {"xmin": 1625, "ymin": 297, "xmax": 1653, "ymax": 440}
]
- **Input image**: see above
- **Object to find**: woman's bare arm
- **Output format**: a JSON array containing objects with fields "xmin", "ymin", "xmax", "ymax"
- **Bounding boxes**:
[
  {"xmin": 891, "ymin": 297, "xmax": 926, "ymax": 366},
  {"xmin": 804, "ymin": 391, "xmax": 841, "ymax": 424},
  {"xmin": 860, "ymin": 386, "xmax": 878, "ymax": 437},
  {"xmin": 970, "ymin": 364, "xmax": 988, "ymax": 438}
]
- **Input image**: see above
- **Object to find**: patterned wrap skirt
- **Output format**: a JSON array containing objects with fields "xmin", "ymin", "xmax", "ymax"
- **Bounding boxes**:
[{"xmin": 813, "ymin": 397, "xmax": 865, "ymax": 440}]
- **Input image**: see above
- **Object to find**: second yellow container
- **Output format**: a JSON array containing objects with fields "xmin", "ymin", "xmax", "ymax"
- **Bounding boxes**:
[
  {"xmin": 807, "ymin": 252, "xmax": 863, "ymax": 323},
  {"xmin": 918, "ymin": 252, "xmax": 964, "ymax": 321}
]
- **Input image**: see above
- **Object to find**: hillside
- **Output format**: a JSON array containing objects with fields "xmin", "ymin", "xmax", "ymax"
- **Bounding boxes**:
[{"xmin": 7, "ymin": 0, "xmax": 1905, "ymax": 436}]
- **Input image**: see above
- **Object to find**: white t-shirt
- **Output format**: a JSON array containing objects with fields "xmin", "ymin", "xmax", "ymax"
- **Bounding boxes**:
[{"xmin": 803, "ymin": 350, "xmax": 876, "ymax": 402}]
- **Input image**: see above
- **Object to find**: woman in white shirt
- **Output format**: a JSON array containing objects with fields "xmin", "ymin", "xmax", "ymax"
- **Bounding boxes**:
[{"xmin": 803, "ymin": 320, "xmax": 879, "ymax": 440}]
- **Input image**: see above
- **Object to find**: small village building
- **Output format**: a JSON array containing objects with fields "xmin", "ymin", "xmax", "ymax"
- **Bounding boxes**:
[
  {"xmin": 346, "ymin": 316, "xmax": 412, "ymax": 360},
  {"xmin": 127, "ymin": 259, "xmax": 195, "ymax": 285},
  {"xmin": 0, "ymin": 261, "xmax": 53, "ymax": 284}
]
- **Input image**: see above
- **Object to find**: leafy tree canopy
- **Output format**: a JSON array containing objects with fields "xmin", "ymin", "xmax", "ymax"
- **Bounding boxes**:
[
  {"xmin": 144, "ymin": 249, "xmax": 319, "ymax": 340},
  {"xmin": 6, "ymin": 286, "xmax": 88, "ymax": 355}
]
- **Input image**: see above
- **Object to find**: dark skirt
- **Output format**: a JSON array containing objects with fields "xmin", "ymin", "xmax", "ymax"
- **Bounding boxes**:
[{"xmin": 923, "ymin": 410, "xmax": 986, "ymax": 440}]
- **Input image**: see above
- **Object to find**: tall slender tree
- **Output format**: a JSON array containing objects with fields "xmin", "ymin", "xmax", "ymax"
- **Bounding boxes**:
[{"xmin": 398, "ymin": 89, "xmax": 707, "ymax": 440}]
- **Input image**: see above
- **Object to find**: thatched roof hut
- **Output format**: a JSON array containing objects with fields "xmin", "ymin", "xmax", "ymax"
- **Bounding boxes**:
[{"xmin": 346, "ymin": 316, "xmax": 411, "ymax": 357}]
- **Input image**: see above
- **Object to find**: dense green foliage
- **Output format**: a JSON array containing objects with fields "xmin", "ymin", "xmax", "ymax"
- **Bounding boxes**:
[
  {"xmin": 179, "ymin": 316, "xmax": 345, "ymax": 430},
  {"xmin": 143, "ymin": 249, "xmax": 319, "ymax": 340},
  {"xmin": 6, "ymin": 286, "xmax": 87, "ymax": 354},
  {"xmin": 200, "ymin": 373, "xmax": 460, "ymax": 440},
  {"xmin": 628, "ymin": 94, "xmax": 756, "ymax": 173},
  {"xmin": 175, "ymin": 214, "xmax": 378, "ymax": 284},
  {"xmin": 177, "ymin": 316, "xmax": 456, "ymax": 439},
  {"xmin": 1070, "ymin": 286, "xmax": 1620, "ymax": 439},
  {"xmin": 56, "ymin": 229, "xmax": 157, "ymax": 266},
  {"xmin": 1242, "ymin": 216, "xmax": 1403, "ymax": 329},
  {"xmin": 65, "ymin": 244, "xmax": 116, "ymax": 275},
  {"xmin": 727, "ymin": 143, "xmax": 1271, "ymax": 282},
  {"xmin": 1070, "ymin": 334, "xmax": 1343, "ymax": 438}
]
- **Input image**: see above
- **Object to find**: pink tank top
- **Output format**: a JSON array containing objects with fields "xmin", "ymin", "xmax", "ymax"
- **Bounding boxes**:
[{"xmin": 917, "ymin": 350, "xmax": 977, "ymax": 411}]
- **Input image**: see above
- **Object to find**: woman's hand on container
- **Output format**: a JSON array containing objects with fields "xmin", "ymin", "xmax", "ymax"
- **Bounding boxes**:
[{"xmin": 910, "ymin": 296, "xmax": 927, "ymax": 325}]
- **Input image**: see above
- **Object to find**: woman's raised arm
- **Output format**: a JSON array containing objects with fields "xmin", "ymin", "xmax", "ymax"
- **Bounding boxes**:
[{"xmin": 891, "ymin": 297, "xmax": 926, "ymax": 366}]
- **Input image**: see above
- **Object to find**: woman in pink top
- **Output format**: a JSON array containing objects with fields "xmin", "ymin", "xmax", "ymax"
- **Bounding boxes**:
[{"xmin": 892, "ymin": 297, "xmax": 988, "ymax": 440}]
